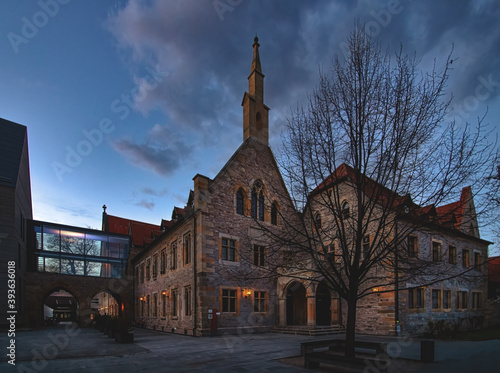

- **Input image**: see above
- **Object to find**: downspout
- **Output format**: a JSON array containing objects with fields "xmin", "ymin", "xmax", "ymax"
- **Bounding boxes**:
[
  {"xmin": 395, "ymin": 224, "xmax": 400, "ymax": 336},
  {"xmin": 193, "ymin": 212, "xmax": 198, "ymax": 336}
]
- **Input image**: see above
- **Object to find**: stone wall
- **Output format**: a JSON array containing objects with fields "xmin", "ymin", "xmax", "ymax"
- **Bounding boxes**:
[
  {"xmin": 24, "ymin": 271, "xmax": 133, "ymax": 327},
  {"xmin": 133, "ymin": 216, "xmax": 196, "ymax": 335}
]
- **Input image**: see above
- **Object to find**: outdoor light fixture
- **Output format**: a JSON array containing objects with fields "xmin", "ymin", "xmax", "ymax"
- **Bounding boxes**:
[
  {"xmin": 162, "ymin": 290, "xmax": 168, "ymax": 297},
  {"xmin": 243, "ymin": 289, "xmax": 252, "ymax": 298},
  {"xmin": 140, "ymin": 297, "xmax": 144, "ymax": 301},
  {"xmin": 372, "ymin": 287, "xmax": 381, "ymax": 296}
]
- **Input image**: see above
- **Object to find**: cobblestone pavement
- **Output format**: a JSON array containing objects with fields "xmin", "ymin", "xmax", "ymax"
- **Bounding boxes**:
[{"xmin": 1, "ymin": 325, "xmax": 500, "ymax": 372}]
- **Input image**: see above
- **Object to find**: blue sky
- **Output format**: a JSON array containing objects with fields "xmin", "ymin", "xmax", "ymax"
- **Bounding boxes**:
[{"xmin": 1, "ymin": 1, "xmax": 499, "ymax": 251}]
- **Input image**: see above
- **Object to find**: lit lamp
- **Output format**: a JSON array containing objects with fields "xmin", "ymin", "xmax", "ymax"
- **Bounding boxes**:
[
  {"xmin": 372, "ymin": 287, "xmax": 381, "ymax": 296},
  {"xmin": 243, "ymin": 289, "xmax": 252, "ymax": 298},
  {"xmin": 139, "ymin": 297, "xmax": 144, "ymax": 301},
  {"xmin": 162, "ymin": 290, "xmax": 168, "ymax": 297}
]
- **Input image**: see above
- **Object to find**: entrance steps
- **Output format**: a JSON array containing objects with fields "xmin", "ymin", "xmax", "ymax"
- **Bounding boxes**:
[{"xmin": 270, "ymin": 324, "xmax": 345, "ymax": 336}]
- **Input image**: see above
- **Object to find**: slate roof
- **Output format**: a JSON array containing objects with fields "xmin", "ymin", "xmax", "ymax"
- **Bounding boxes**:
[{"xmin": 0, "ymin": 117, "xmax": 28, "ymax": 188}]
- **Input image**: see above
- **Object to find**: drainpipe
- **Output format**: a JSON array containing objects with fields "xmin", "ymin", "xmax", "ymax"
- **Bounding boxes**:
[
  {"xmin": 395, "ymin": 225, "xmax": 400, "ymax": 336},
  {"xmin": 193, "ymin": 212, "xmax": 198, "ymax": 336}
]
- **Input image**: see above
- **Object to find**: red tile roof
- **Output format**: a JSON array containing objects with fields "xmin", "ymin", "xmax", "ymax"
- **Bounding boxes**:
[
  {"xmin": 106, "ymin": 214, "xmax": 162, "ymax": 247},
  {"xmin": 488, "ymin": 256, "xmax": 500, "ymax": 283},
  {"xmin": 312, "ymin": 163, "xmax": 413, "ymax": 212},
  {"xmin": 435, "ymin": 186, "xmax": 470, "ymax": 229},
  {"xmin": 313, "ymin": 163, "xmax": 472, "ymax": 229}
]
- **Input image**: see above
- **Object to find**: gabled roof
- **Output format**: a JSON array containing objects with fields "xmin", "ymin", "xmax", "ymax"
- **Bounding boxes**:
[
  {"xmin": 172, "ymin": 206, "xmax": 186, "ymax": 220},
  {"xmin": 435, "ymin": 186, "xmax": 470, "ymax": 230},
  {"xmin": 313, "ymin": 163, "xmax": 477, "ymax": 235},
  {"xmin": 0, "ymin": 117, "xmax": 28, "ymax": 188},
  {"xmin": 105, "ymin": 214, "xmax": 162, "ymax": 247},
  {"xmin": 312, "ymin": 163, "xmax": 414, "ymax": 212}
]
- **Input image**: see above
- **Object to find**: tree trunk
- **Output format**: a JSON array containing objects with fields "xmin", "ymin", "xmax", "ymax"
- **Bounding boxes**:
[{"xmin": 345, "ymin": 293, "xmax": 358, "ymax": 358}]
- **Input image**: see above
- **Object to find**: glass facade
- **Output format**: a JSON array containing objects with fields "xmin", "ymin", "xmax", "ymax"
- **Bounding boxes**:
[{"xmin": 33, "ymin": 221, "xmax": 129, "ymax": 278}]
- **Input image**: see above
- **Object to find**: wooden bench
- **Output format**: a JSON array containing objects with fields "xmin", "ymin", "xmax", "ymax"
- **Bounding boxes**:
[{"xmin": 301, "ymin": 339, "xmax": 388, "ymax": 372}]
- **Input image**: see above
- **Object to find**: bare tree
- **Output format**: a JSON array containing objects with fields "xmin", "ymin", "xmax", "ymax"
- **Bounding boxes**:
[{"xmin": 233, "ymin": 28, "xmax": 497, "ymax": 358}]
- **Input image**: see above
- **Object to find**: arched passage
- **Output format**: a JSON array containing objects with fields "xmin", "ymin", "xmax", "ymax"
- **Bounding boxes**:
[
  {"xmin": 286, "ymin": 281, "xmax": 307, "ymax": 325},
  {"xmin": 91, "ymin": 290, "xmax": 121, "ymax": 317},
  {"xmin": 42, "ymin": 288, "xmax": 79, "ymax": 324},
  {"xmin": 316, "ymin": 281, "xmax": 332, "ymax": 326}
]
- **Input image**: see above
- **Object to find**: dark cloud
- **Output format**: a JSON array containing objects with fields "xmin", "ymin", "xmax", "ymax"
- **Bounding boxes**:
[
  {"xmin": 107, "ymin": 0, "xmax": 500, "ymax": 152},
  {"xmin": 141, "ymin": 187, "xmax": 168, "ymax": 197},
  {"xmin": 135, "ymin": 199, "xmax": 155, "ymax": 210},
  {"xmin": 112, "ymin": 124, "xmax": 189, "ymax": 176}
]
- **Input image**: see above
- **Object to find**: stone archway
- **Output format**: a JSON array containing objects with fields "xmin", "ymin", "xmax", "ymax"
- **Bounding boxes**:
[
  {"xmin": 90, "ymin": 290, "xmax": 123, "ymax": 318},
  {"xmin": 316, "ymin": 281, "xmax": 332, "ymax": 326},
  {"xmin": 42, "ymin": 287, "xmax": 79, "ymax": 324},
  {"xmin": 286, "ymin": 281, "xmax": 307, "ymax": 325}
]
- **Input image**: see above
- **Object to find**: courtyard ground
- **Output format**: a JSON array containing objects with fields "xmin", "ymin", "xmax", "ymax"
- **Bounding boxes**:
[{"xmin": 1, "ymin": 324, "xmax": 500, "ymax": 372}]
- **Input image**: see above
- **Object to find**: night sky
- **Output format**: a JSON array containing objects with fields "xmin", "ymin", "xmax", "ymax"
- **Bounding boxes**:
[{"xmin": 1, "ymin": 1, "xmax": 499, "ymax": 251}]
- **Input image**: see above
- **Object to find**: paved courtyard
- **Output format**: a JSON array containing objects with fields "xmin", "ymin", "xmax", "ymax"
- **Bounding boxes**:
[{"xmin": 1, "ymin": 324, "xmax": 500, "ymax": 372}]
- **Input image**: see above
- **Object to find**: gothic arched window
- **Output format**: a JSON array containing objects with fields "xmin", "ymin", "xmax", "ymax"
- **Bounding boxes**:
[
  {"xmin": 258, "ymin": 191, "xmax": 264, "ymax": 221},
  {"xmin": 236, "ymin": 189, "xmax": 244, "ymax": 215},
  {"xmin": 251, "ymin": 189, "xmax": 257, "ymax": 219},
  {"xmin": 315, "ymin": 213, "xmax": 322, "ymax": 230},
  {"xmin": 342, "ymin": 201, "xmax": 350, "ymax": 220},
  {"xmin": 271, "ymin": 202, "xmax": 278, "ymax": 225},
  {"xmin": 251, "ymin": 180, "xmax": 264, "ymax": 221}
]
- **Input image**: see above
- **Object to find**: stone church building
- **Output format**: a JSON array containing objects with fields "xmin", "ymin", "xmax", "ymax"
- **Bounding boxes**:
[
  {"xmin": 129, "ymin": 37, "xmax": 490, "ymax": 337},
  {"xmin": 1, "ymin": 37, "xmax": 489, "ymax": 336}
]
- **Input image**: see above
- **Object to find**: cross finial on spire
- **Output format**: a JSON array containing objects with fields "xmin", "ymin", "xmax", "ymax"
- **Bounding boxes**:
[{"xmin": 251, "ymin": 34, "xmax": 261, "ymax": 73}]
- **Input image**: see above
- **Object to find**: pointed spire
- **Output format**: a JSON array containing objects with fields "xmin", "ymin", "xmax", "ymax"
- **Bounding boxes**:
[
  {"xmin": 251, "ymin": 34, "xmax": 262, "ymax": 74},
  {"xmin": 242, "ymin": 35, "xmax": 270, "ymax": 145}
]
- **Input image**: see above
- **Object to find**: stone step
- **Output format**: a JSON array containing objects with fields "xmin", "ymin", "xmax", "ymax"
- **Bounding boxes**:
[{"xmin": 270, "ymin": 325, "xmax": 346, "ymax": 336}]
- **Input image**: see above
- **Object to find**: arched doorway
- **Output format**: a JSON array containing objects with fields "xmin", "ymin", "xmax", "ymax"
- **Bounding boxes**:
[
  {"xmin": 42, "ymin": 288, "xmax": 78, "ymax": 324},
  {"xmin": 286, "ymin": 281, "xmax": 307, "ymax": 325},
  {"xmin": 316, "ymin": 281, "xmax": 332, "ymax": 326},
  {"xmin": 91, "ymin": 291, "xmax": 120, "ymax": 317}
]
